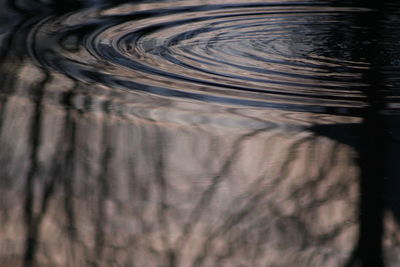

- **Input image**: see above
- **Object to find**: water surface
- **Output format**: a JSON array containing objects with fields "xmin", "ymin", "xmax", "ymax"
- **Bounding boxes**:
[{"xmin": 1, "ymin": 0, "xmax": 400, "ymax": 266}]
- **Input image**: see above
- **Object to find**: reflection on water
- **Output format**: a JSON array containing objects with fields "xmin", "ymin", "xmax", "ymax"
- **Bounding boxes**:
[{"xmin": 1, "ymin": 0, "xmax": 400, "ymax": 266}]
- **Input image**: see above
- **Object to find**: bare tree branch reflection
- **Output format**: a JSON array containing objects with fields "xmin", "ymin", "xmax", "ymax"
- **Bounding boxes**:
[
  {"xmin": 0, "ymin": 73, "xmax": 360, "ymax": 266},
  {"xmin": 1, "ymin": 1, "xmax": 400, "ymax": 267}
]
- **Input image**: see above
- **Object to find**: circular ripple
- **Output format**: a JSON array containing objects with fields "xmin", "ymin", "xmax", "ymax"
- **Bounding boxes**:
[{"xmin": 29, "ymin": 1, "xmax": 377, "ymax": 114}]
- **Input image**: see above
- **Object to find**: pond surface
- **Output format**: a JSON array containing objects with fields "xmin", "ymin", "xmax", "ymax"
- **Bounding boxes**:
[{"xmin": 1, "ymin": 0, "xmax": 400, "ymax": 266}]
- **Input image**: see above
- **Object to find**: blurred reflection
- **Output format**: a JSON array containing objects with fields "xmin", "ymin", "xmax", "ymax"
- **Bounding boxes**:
[
  {"xmin": 0, "ymin": 0, "xmax": 400, "ymax": 267},
  {"xmin": 0, "ymin": 86, "xmax": 359, "ymax": 266}
]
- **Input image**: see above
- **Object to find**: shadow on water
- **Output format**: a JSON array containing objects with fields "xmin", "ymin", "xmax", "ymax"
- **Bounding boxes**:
[
  {"xmin": 348, "ymin": 2, "xmax": 386, "ymax": 266},
  {"xmin": 1, "ymin": 0, "xmax": 400, "ymax": 266},
  {"xmin": 313, "ymin": 1, "xmax": 400, "ymax": 266}
]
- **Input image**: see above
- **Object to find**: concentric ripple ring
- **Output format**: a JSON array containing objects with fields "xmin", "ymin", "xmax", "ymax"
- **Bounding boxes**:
[{"xmin": 29, "ymin": 1, "xmax": 374, "ymax": 114}]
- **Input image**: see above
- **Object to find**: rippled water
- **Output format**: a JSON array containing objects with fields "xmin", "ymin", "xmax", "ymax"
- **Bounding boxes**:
[
  {"xmin": 25, "ymin": 1, "xmax": 400, "ymax": 113},
  {"xmin": 1, "ymin": 0, "xmax": 400, "ymax": 266},
  {"xmin": 30, "ymin": 1, "xmax": 372, "ymax": 113}
]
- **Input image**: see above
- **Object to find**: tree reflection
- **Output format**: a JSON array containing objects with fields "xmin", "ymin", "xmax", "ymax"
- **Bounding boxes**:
[
  {"xmin": 0, "ymin": 72, "xmax": 360, "ymax": 266},
  {"xmin": 0, "ymin": 0, "xmax": 400, "ymax": 267}
]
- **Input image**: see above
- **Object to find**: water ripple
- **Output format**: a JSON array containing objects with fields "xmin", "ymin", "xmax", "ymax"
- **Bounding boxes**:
[{"xmin": 29, "ymin": 1, "xmax": 378, "ymax": 114}]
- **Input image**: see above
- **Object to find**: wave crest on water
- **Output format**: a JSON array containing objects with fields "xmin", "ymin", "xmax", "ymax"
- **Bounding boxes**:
[{"xmin": 28, "ymin": 1, "xmax": 377, "ymax": 114}]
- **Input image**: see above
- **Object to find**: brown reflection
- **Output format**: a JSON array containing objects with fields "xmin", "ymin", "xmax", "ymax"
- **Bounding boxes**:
[
  {"xmin": 1, "ymin": 1, "xmax": 400, "ymax": 267},
  {"xmin": 0, "ymin": 68, "xmax": 359, "ymax": 266}
]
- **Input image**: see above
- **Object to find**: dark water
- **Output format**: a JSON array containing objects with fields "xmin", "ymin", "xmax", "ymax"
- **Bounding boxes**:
[{"xmin": 1, "ymin": 0, "xmax": 400, "ymax": 266}]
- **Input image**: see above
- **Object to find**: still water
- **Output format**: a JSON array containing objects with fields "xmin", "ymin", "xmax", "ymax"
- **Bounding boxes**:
[{"xmin": 1, "ymin": 0, "xmax": 400, "ymax": 266}]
